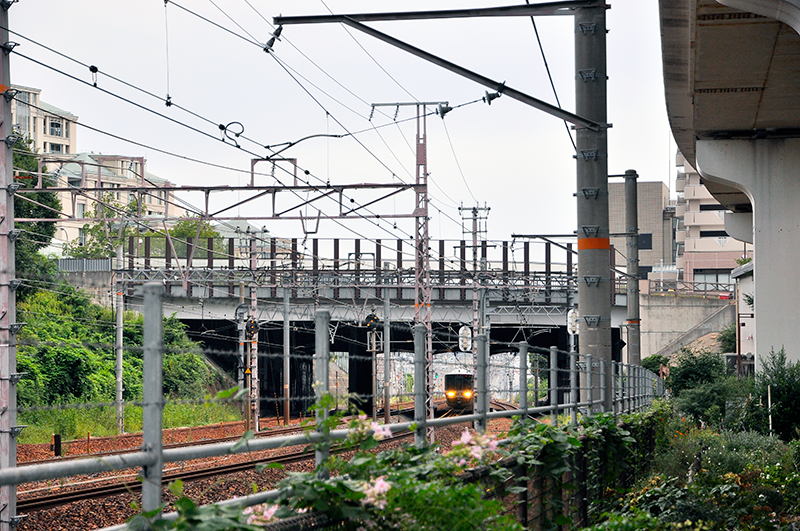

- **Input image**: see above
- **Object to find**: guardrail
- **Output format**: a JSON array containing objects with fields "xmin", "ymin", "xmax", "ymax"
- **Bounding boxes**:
[{"xmin": 0, "ymin": 283, "xmax": 663, "ymax": 530}]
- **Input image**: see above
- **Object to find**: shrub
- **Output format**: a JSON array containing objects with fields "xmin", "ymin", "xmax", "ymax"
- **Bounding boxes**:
[{"xmin": 666, "ymin": 348, "xmax": 726, "ymax": 398}]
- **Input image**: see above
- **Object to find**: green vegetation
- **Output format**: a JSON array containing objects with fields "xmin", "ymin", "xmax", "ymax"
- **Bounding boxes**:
[
  {"xmin": 16, "ymin": 284, "xmax": 234, "ymax": 443},
  {"xmin": 717, "ymin": 323, "xmax": 737, "ymax": 354},
  {"xmin": 641, "ymin": 354, "xmax": 669, "ymax": 374},
  {"xmin": 13, "ymin": 137, "xmax": 62, "ymax": 302}
]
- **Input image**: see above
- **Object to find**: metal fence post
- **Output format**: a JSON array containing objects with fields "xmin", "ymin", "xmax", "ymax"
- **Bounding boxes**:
[
  {"xmin": 599, "ymin": 359, "xmax": 606, "ymax": 414},
  {"xmin": 550, "ymin": 346, "xmax": 558, "ymax": 426},
  {"xmin": 570, "ymin": 352, "xmax": 578, "ymax": 425},
  {"xmin": 142, "ymin": 283, "xmax": 164, "ymax": 515},
  {"xmin": 413, "ymin": 324, "xmax": 427, "ymax": 446},
  {"xmin": 476, "ymin": 334, "xmax": 488, "ymax": 433},
  {"xmin": 315, "ymin": 310, "xmax": 331, "ymax": 475},
  {"xmin": 518, "ymin": 342, "xmax": 528, "ymax": 416}
]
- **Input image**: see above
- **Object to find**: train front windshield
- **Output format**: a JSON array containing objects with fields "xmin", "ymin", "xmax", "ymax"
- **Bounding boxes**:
[{"xmin": 444, "ymin": 374, "xmax": 474, "ymax": 408}]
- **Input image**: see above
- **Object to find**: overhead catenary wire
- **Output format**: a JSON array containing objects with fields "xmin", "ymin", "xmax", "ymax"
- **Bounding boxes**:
[{"xmin": 6, "ymin": 6, "xmax": 479, "ymax": 263}]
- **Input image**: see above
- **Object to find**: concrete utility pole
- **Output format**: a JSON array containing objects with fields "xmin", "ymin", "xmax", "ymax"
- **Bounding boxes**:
[
  {"xmin": 283, "ymin": 276, "xmax": 290, "ymax": 426},
  {"xmin": 574, "ymin": 5, "xmax": 612, "ymax": 411},
  {"xmin": 0, "ymin": 4, "xmax": 20, "ymax": 529},
  {"xmin": 115, "ymin": 245, "xmax": 125, "ymax": 434},
  {"xmin": 249, "ymin": 238, "xmax": 259, "ymax": 430},
  {"xmin": 383, "ymin": 294, "xmax": 391, "ymax": 424},
  {"xmin": 624, "ymin": 170, "xmax": 641, "ymax": 365}
]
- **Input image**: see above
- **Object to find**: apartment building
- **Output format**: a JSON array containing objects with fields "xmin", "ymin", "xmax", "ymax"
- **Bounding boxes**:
[
  {"xmin": 51, "ymin": 153, "xmax": 174, "ymax": 251},
  {"xmin": 10, "ymin": 84, "xmax": 78, "ymax": 156},
  {"xmin": 609, "ymin": 180, "xmax": 676, "ymax": 278},
  {"xmin": 674, "ymin": 152, "xmax": 750, "ymax": 286}
]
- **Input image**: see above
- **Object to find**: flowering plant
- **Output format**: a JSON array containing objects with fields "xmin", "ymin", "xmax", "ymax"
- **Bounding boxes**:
[{"xmin": 254, "ymin": 396, "xmax": 520, "ymax": 531}]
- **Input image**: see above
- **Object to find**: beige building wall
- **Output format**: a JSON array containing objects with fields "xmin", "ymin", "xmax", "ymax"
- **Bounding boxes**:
[
  {"xmin": 675, "ymin": 152, "xmax": 751, "ymax": 284},
  {"xmin": 609, "ymin": 181, "xmax": 675, "ymax": 277},
  {"xmin": 50, "ymin": 153, "xmax": 174, "ymax": 254},
  {"xmin": 10, "ymin": 85, "xmax": 78, "ymax": 157}
]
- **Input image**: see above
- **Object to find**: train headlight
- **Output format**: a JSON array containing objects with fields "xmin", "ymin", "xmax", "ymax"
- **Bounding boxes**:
[
  {"xmin": 446, "ymin": 391, "xmax": 456, "ymax": 398},
  {"xmin": 463, "ymin": 391, "xmax": 473, "ymax": 398}
]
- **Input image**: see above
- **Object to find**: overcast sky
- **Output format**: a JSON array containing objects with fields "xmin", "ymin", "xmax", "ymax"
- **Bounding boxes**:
[{"xmin": 9, "ymin": 0, "xmax": 673, "ymax": 254}]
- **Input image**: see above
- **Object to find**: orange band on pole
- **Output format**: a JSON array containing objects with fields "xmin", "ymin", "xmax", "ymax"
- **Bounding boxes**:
[
  {"xmin": 577, "ymin": 237, "xmax": 610, "ymax": 250},
  {"xmin": 0, "ymin": 85, "xmax": 8, "ymax": 93}
]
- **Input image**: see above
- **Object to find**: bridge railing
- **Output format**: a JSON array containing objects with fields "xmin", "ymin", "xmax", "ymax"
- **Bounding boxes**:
[{"xmin": 0, "ymin": 284, "xmax": 662, "ymax": 530}]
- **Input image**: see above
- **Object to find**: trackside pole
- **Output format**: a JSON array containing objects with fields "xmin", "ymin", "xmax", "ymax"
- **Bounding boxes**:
[
  {"xmin": 383, "ymin": 296, "xmax": 391, "ymax": 424},
  {"xmin": 475, "ymin": 334, "xmax": 488, "ymax": 433},
  {"xmin": 517, "ymin": 342, "xmax": 528, "ymax": 415},
  {"xmin": 315, "ymin": 311, "xmax": 330, "ymax": 476},
  {"xmin": 570, "ymin": 352, "xmax": 578, "ymax": 425},
  {"xmin": 142, "ymin": 283, "xmax": 165, "ymax": 515},
  {"xmin": 413, "ymin": 324, "xmax": 427, "ymax": 447},
  {"xmin": 550, "ymin": 346, "xmax": 558, "ymax": 426}
]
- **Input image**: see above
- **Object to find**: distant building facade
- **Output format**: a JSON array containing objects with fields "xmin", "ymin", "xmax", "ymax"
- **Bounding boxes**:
[
  {"xmin": 609, "ymin": 180, "xmax": 676, "ymax": 279},
  {"xmin": 674, "ymin": 152, "xmax": 750, "ymax": 287},
  {"xmin": 10, "ymin": 85, "xmax": 78, "ymax": 156},
  {"xmin": 52, "ymin": 153, "xmax": 174, "ymax": 253}
]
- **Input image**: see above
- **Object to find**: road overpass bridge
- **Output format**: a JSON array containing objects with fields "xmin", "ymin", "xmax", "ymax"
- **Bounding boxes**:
[{"xmin": 660, "ymin": 0, "xmax": 800, "ymax": 365}]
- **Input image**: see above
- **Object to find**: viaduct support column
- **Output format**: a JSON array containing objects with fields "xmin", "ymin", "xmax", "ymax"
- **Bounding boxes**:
[
  {"xmin": 575, "ymin": 5, "xmax": 612, "ymax": 411},
  {"xmin": 697, "ymin": 138, "xmax": 800, "ymax": 368}
]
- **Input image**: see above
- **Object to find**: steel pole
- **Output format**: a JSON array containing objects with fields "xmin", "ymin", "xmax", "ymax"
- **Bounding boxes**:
[
  {"xmin": 625, "ymin": 170, "xmax": 641, "ymax": 365},
  {"xmin": 141, "ymin": 283, "xmax": 164, "ymax": 515},
  {"xmin": 475, "ymin": 334, "xmax": 488, "ymax": 433},
  {"xmin": 518, "ymin": 342, "xmax": 528, "ymax": 415},
  {"xmin": 413, "ymin": 324, "xmax": 427, "ymax": 447},
  {"xmin": 383, "ymin": 295, "xmax": 391, "ymax": 424},
  {"xmin": 250, "ymin": 239, "xmax": 259, "ymax": 430},
  {"xmin": 550, "ymin": 346, "xmax": 558, "ymax": 426},
  {"xmin": 575, "ymin": 5, "xmax": 612, "ymax": 412},
  {"xmin": 283, "ymin": 280, "xmax": 290, "ymax": 426},
  {"xmin": 115, "ymin": 245, "xmax": 124, "ymax": 434}
]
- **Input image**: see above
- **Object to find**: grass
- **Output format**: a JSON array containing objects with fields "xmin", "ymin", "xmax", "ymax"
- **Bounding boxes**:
[{"xmin": 18, "ymin": 400, "xmax": 243, "ymax": 444}]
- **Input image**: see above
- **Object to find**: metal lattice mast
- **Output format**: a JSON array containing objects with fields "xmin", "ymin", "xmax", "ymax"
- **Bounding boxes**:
[{"xmin": 413, "ymin": 104, "xmax": 434, "ymax": 439}]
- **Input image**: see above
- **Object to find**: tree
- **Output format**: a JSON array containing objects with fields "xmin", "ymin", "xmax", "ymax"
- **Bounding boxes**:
[
  {"xmin": 665, "ymin": 348, "xmax": 726, "ymax": 398},
  {"xmin": 717, "ymin": 324, "xmax": 737, "ymax": 354},
  {"xmin": 641, "ymin": 354, "xmax": 669, "ymax": 374},
  {"xmin": 13, "ymin": 138, "xmax": 62, "ymax": 301},
  {"xmin": 67, "ymin": 193, "xmax": 140, "ymax": 259}
]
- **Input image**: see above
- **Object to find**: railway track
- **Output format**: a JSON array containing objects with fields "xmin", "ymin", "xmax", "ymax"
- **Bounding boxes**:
[
  {"xmin": 20, "ymin": 424, "xmax": 308, "ymax": 467},
  {"xmin": 17, "ymin": 431, "xmax": 414, "ymax": 513}
]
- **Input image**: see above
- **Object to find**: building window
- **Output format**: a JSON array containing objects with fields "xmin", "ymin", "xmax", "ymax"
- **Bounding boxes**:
[
  {"xmin": 128, "ymin": 193, "xmax": 136, "ymax": 204},
  {"xmin": 699, "ymin": 204, "xmax": 728, "ymax": 211},
  {"xmin": 49, "ymin": 118, "xmax": 63, "ymax": 137},
  {"xmin": 78, "ymin": 228, "xmax": 87, "ymax": 246},
  {"xmin": 49, "ymin": 143, "xmax": 62, "ymax": 154},
  {"xmin": 64, "ymin": 121, "xmax": 69, "ymax": 138},
  {"xmin": 700, "ymin": 230, "xmax": 729, "ymax": 238},
  {"xmin": 638, "ymin": 233, "xmax": 653, "ymax": 250},
  {"xmin": 76, "ymin": 203, "xmax": 85, "ymax": 218},
  {"xmin": 694, "ymin": 268, "xmax": 732, "ymax": 290},
  {"xmin": 638, "ymin": 265, "xmax": 653, "ymax": 279}
]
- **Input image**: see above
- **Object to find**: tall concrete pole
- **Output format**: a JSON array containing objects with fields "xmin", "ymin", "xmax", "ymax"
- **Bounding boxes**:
[
  {"xmin": 624, "ymin": 170, "xmax": 641, "ymax": 365},
  {"xmin": 575, "ymin": 5, "xmax": 612, "ymax": 411},
  {"xmin": 115, "ymin": 245, "xmax": 124, "ymax": 434},
  {"xmin": 249, "ymin": 237, "xmax": 259, "ymax": 430},
  {"xmin": 283, "ymin": 277, "xmax": 290, "ymax": 426},
  {"xmin": 383, "ymin": 295, "xmax": 391, "ymax": 424},
  {"xmin": 0, "ymin": 4, "xmax": 19, "ymax": 528}
]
